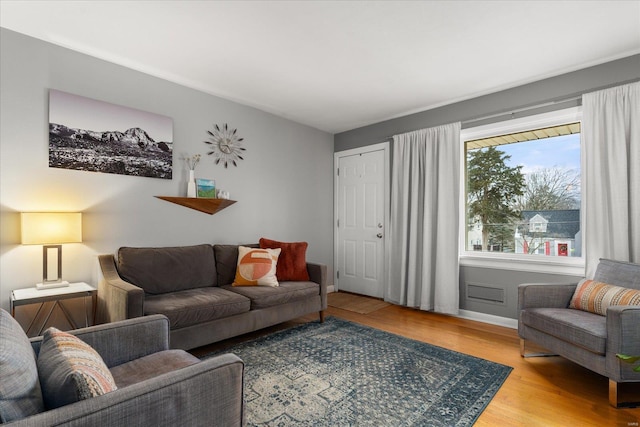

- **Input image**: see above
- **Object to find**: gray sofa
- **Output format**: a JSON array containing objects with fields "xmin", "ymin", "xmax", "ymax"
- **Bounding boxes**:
[
  {"xmin": 518, "ymin": 258, "xmax": 640, "ymax": 407},
  {"xmin": 97, "ymin": 244, "xmax": 327, "ymax": 350},
  {"xmin": 0, "ymin": 310, "xmax": 244, "ymax": 426}
]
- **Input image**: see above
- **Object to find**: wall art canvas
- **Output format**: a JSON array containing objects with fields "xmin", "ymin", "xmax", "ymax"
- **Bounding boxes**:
[{"xmin": 48, "ymin": 89, "xmax": 173, "ymax": 179}]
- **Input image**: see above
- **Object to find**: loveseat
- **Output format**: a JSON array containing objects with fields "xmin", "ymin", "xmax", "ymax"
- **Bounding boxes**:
[
  {"xmin": 0, "ymin": 310, "xmax": 244, "ymax": 426},
  {"xmin": 97, "ymin": 242, "xmax": 327, "ymax": 350},
  {"xmin": 518, "ymin": 258, "xmax": 640, "ymax": 407}
]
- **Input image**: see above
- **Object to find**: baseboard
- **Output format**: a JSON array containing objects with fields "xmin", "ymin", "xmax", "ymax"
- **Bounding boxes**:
[
  {"xmin": 327, "ymin": 285, "xmax": 335, "ymax": 293},
  {"xmin": 456, "ymin": 309, "xmax": 518, "ymax": 329}
]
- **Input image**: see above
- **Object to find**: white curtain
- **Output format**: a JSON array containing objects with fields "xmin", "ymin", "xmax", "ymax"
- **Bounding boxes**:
[
  {"xmin": 387, "ymin": 122, "xmax": 461, "ymax": 314},
  {"xmin": 582, "ymin": 82, "xmax": 640, "ymax": 277}
]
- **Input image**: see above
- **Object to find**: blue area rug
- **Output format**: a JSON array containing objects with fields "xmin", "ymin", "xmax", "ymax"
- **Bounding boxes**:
[{"xmin": 203, "ymin": 317, "xmax": 512, "ymax": 426}]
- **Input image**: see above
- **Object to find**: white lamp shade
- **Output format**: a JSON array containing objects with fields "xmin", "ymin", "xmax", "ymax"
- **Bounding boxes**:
[{"xmin": 21, "ymin": 212, "xmax": 82, "ymax": 245}]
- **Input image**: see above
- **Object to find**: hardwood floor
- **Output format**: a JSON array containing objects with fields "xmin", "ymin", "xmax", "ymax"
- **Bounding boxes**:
[{"xmin": 190, "ymin": 294, "xmax": 640, "ymax": 426}]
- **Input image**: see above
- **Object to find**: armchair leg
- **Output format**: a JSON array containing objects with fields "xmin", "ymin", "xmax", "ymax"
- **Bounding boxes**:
[
  {"xmin": 319, "ymin": 310, "xmax": 325, "ymax": 323},
  {"xmin": 609, "ymin": 379, "xmax": 640, "ymax": 408},
  {"xmin": 520, "ymin": 339, "xmax": 557, "ymax": 358},
  {"xmin": 609, "ymin": 379, "xmax": 619, "ymax": 407}
]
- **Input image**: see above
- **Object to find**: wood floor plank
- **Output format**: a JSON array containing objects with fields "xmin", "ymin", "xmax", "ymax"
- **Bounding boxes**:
[
  {"xmin": 327, "ymin": 291, "xmax": 391, "ymax": 313},
  {"xmin": 191, "ymin": 294, "xmax": 640, "ymax": 426}
]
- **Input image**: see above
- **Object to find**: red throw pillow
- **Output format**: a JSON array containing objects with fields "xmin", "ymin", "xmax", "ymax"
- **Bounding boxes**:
[{"xmin": 259, "ymin": 238, "xmax": 310, "ymax": 281}]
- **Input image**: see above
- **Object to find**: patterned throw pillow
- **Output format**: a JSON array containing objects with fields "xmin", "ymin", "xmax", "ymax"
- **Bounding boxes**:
[
  {"xmin": 259, "ymin": 238, "xmax": 310, "ymax": 281},
  {"xmin": 569, "ymin": 279, "xmax": 640, "ymax": 316},
  {"xmin": 37, "ymin": 328, "xmax": 117, "ymax": 409},
  {"xmin": 233, "ymin": 246, "xmax": 281, "ymax": 287}
]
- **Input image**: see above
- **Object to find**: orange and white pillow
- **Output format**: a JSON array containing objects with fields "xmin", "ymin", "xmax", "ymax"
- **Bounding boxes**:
[
  {"xmin": 569, "ymin": 279, "xmax": 640, "ymax": 316},
  {"xmin": 233, "ymin": 246, "xmax": 281, "ymax": 287}
]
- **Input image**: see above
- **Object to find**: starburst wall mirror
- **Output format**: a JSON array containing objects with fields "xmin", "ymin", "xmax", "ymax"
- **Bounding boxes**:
[{"xmin": 204, "ymin": 123, "xmax": 245, "ymax": 167}]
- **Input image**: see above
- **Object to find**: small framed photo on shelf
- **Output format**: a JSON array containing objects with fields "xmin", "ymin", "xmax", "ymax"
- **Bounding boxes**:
[{"xmin": 196, "ymin": 178, "xmax": 216, "ymax": 198}]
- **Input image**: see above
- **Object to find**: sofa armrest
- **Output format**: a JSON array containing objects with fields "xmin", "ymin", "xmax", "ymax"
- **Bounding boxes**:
[
  {"xmin": 30, "ymin": 315, "xmax": 170, "ymax": 368},
  {"xmin": 307, "ymin": 262, "xmax": 328, "ymax": 310},
  {"xmin": 7, "ymin": 353, "xmax": 244, "ymax": 427},
  {"xmin": 517, "ymin": 282, "xmax": 579, "ymax": 311},
  {"xmin": 97, "ymin": 254, "xmax": 145, "ymax": 324},
  {"xmin": 606, "ymin": 306, "xmax": 640, "ymax": 382}
]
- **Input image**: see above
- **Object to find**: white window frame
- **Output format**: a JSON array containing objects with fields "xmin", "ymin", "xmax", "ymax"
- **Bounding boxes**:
[{"xmin": 459, "ymin": 106, "xmax": 584, "ymax": 276}]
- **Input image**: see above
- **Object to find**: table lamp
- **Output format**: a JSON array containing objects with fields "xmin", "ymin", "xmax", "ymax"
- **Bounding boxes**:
[{"xmin": 20, "ymin": 212, "xmax": 82, "ymax": 290}]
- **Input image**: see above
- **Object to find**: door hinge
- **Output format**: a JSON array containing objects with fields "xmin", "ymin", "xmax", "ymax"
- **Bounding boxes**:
[
  {"xmin": 337, "ymin": 219, "xmax": 339, "ymax": 227},
  {"xmin": 337, "ymin": 168, "xmax": 339, "ymax": 176},
  {"xmin": 337, "ymin": 271, "xmax": 339, "ymax": 279}
]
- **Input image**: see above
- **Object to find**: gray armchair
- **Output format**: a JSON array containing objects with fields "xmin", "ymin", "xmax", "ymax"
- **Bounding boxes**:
[
  {"xmin": 518, "ymin": 258, "xmax": 640, "ymax": 407},
  {"xmin": 0, "ymin": 309, "xmax": 244, "ymax": 426}
]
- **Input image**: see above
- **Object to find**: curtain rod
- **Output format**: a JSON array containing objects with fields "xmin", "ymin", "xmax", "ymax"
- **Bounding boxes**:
[
  {"xmin": 385, "ymin": 79, "xmax": 638, "ymax": 140},
  {"xmin": 386, "ymin": 95, "xmax": 582, "ymax": 141},
  {"xmin": 461, "ymin": 96, "xmax": 582, "ymax": 127},
  {"xmin": 461, "ymin": 78, "xmax": 639, "ymax": 128}
]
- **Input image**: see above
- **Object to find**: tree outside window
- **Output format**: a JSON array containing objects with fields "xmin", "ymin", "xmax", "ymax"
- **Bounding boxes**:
[{"xmin": 467, "ymin": 146, "xmax": 524, "ymax": 252}]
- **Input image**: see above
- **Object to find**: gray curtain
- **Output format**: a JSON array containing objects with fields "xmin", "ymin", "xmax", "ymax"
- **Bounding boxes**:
[
  {"xmin": 582, "ymin": 82, "xmax": 640, "ymax": 277},
  {"xmin": 387, "ymin": 122, "xmax": 461, "ymax": 314}
]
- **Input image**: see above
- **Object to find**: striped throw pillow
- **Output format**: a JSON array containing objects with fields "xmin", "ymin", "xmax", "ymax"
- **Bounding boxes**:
[
  {"xmin": 569, "ymin": 279, "xmax": 640, "ymax": 316},
  {"xmin": 37, "ymin": 328, "xmax": 117, "ymax": 409}
]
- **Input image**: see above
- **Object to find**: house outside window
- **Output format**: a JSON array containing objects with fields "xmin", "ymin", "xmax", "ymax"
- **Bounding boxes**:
[
  {"xmin": 517, "ymin": 210, "xmax": 580, "ymax": 256},
  {"xmin": 460, "ymin": 107, "xmax": 583, "ymax": 272}
]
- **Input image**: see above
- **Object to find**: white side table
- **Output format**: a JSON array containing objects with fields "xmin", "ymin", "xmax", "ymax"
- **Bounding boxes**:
[{"xmin": 10, "ymin": 282, "xmax": 97, "ymax": 336}]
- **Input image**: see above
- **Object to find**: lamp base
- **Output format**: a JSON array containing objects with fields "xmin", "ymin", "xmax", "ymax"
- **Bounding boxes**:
[{"xmin": 36, "ymin": 281, "xmax": 70, "ymax": 290}]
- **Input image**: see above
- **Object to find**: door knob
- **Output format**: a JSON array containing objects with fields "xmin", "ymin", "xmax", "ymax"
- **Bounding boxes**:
[
  {"xmin": 378, "ymin": 223, "xmax": 383, "ymax": 228},
  {"xmin": 376, "ymin": 233, "xmax": 383, "ymax": 238}
]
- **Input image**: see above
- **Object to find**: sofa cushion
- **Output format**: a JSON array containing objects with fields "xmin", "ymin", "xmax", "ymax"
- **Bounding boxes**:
[
  {"xmin": 260, "ymin": 238, "xmax": 310, "ymax": 281},
  {"xmin": 0, "ymin": 309, "xmax": 44, "ymax": 422},
  {"xmin": 213, "ymin": 244, "xmax": 259, "ymax": 286},
  {"xmin": 521, "ymin": 308, "xmax": 606, "ymax": 355},
  {"xmin": 233, "ymin": 246, "xmax": 281, "ymax": 287},
  {"xmin": 144, "ymin": 287, "xmax": 251, "ymax": 329},
  {"xmin": 117, "ymin": 244, "xmax": 217, "ymax": 294},
  {"xmin": 593, "ymin": 258, "xmax": 640, "ymax": 290},
  {"xmin": 110, "ymin": 349, "xmax": 200, "ymax": 388},
  {"xmin": 223, "ymin": 281, "xmax": 319, "ymax": 310},
  {"xmin": 569, "ymin": 279, "xmax": 640, "ymax": 316},
  {"xmin": 37, "ymin": 327, "xmax": 117, "ymax": 409}
]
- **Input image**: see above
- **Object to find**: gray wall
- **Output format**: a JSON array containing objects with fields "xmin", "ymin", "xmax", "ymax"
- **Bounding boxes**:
[
  {"xmin": 0, "ymin": 29, "xmax": 335, "ymax": 311},
  {"xmin": 335, "ymin": 54, "xmax": 640, "ymax": 151},
  {"xmin": 460, "ymin": 268, "xmax": 581, "ymax": 320},
  {"xmin": 335, "ymin": 54, "xmax": 639, "ymax": 320}
]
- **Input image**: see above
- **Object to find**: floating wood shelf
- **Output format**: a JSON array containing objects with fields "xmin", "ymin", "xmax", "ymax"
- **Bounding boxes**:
[{"xmin": 155, "ymin": 196, "xmax": 236, "ymax": 215}]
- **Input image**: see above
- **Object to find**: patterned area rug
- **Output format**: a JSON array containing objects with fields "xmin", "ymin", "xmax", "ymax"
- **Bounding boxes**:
[{"xmin": 203, "ymin": 317, "xmax": 512, "ymax": 426}]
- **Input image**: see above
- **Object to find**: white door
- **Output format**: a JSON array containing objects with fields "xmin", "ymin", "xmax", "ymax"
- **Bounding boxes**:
[{"xmin": 335, "ymin": 144, "xmax": 387, "ymax": 298}]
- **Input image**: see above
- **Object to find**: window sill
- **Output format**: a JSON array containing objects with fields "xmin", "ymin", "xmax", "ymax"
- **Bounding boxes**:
[{"xmin": 459, "ymin": 252, "xmax": 585, "ymax": 277}]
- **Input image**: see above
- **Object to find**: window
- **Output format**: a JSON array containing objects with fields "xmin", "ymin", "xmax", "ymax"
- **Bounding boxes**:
[{"xmin": 461, "ymin": 108, "xmax": 582, "ymax": 263}]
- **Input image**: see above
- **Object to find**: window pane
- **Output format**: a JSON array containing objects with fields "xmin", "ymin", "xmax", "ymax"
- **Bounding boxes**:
[{"xmin": 465, "ymin": 124, "xmax": 581, "ymax": 257}]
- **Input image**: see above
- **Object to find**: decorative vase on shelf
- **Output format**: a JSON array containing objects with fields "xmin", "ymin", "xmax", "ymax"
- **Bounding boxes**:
[{"xmin": 187, "ymin": 170, "xmax": 196, "ymax": 198}]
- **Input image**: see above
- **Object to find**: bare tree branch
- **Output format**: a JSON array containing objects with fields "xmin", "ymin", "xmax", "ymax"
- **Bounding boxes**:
[{"xmin": 513, "ymin": 167, "xmax": 580, "ymax": 211}]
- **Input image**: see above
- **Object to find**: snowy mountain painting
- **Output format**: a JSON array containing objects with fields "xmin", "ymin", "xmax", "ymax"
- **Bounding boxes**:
[{"xmin": 49, "ymin": 89, "xmax": 173, "ymax": 179}]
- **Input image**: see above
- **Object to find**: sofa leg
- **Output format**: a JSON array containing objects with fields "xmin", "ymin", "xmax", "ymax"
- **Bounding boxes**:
[
  {"xmin": 609, "ymin": 379, "xmax": 640, "ymax": 408},
  {"xmin": 319, "ymin": 310, "xmax": 325, "ymax": 323}
]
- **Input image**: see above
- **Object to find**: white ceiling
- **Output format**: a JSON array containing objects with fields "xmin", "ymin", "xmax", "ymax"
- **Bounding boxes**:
[{"xmin": 1, "ymin": 1, "xmax": 639, "ymax": 134}]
